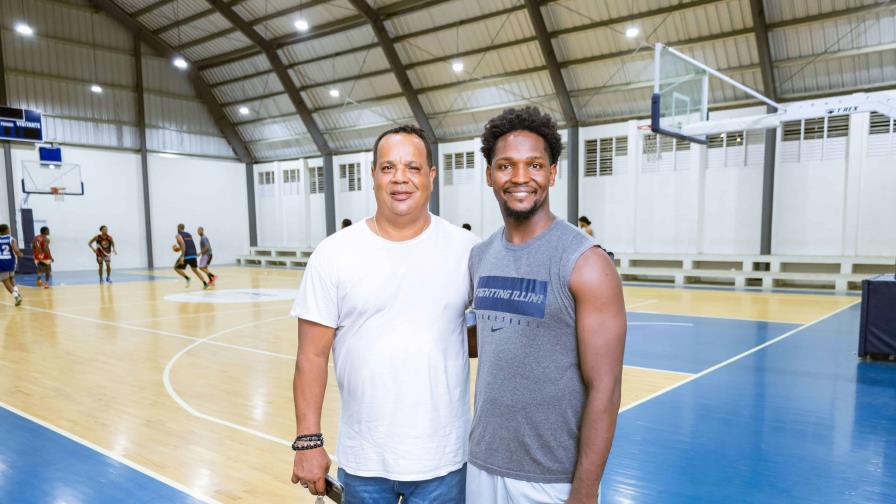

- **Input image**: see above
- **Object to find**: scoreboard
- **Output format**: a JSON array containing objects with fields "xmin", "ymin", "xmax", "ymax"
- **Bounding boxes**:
[{"xmin": 0, "ymin": 106, "xmax": 43, "ymax": 142}]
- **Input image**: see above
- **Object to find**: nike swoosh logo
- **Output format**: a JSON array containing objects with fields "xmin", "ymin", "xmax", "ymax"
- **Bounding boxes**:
[{"xmin": 490, "ymin": 326, "xmax": 507, "ymax": 333}]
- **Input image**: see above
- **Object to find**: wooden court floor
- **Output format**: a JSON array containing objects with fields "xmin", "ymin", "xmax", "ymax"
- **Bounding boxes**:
[{"xmin": 0, "ymin": 267, "xmax": 866, "ymax": 503}]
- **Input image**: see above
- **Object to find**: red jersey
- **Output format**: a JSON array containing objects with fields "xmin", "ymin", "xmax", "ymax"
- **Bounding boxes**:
[
  {"xmin": 32, "ymin": 235, "xmax": 50, "ymax": 261},
  {"xmin": 94, "ymin": 233, "xmax": 114, "ymax": 257}
]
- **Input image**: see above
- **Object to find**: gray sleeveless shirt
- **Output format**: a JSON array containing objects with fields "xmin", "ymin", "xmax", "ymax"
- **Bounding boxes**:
[{"xmin": 468, "ymin": 218, "xmax": 596, "ymax": 483}]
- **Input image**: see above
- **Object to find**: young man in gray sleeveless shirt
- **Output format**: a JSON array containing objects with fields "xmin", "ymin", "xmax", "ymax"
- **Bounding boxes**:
[{"xmin": 467, "ymin": 107, "xmax": 627, "ymax": 503}]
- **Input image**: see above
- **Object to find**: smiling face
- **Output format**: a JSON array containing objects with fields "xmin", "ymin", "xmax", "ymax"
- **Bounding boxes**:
[
  {"xmin": 372, "ymin": 133, "xmax": 435, "ymax": 220},
  {"xmin": 486, "ymin": 130, "xmax": 556, "ymax": 221}
]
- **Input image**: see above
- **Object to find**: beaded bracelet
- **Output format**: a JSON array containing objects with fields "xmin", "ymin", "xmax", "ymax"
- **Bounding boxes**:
[{"xmin": 292, "ymin": 433, "xmax": 324, "ymax": 451}]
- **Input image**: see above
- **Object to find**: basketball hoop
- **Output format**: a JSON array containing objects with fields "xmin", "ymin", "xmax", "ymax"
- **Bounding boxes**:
[{"xmin": 50, "ymin": 186, "xmax": 65, "ymax": 202}]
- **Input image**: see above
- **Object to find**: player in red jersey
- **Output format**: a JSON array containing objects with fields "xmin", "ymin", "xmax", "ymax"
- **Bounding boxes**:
[
  {"xmin": 89, "ymin": 225, "xmax": 117, "ymax": 283},
  {"xmin": 32, "ymin": 226, "xmax": 53, "ymax": 289}
]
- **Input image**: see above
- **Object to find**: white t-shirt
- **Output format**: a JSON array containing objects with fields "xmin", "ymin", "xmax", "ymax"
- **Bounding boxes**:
[{"xmin": 291, "ymin": 215, "xmax": 479, "ymax": 481}]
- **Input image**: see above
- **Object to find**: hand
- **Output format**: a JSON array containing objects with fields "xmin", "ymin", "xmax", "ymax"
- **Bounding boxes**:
[{"xmin": 291, "ymin": 447, "xmax": 332, "ymax": 496}]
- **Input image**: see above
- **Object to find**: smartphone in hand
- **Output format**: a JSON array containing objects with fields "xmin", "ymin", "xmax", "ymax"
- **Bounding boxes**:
[{"xmin": 325, "ymin": 475, "xmax": 344, "ymax": 503}]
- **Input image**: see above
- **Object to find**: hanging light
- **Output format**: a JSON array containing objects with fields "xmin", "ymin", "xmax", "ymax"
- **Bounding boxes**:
[
  {"xmin": 451, "ymin": 61, "xmax": 464, "ymax": 73},
  {"xmin": 329, "ymin": 88, "xmax": 340, "ymax": 98},
  {"xmin": 88, "ymin": 13, "xmax": 103, "ymax": 96},
  {"xmin": 239, "ymin": 106, "xmax": 250, "ymax": 115},
  {"xmin": 14, "ymin": 22, "xmax": 33, "ymax": 36},
  {"xmin": 625, "ymin": 27, "xmax": 640, "ymax": 38},
  {"xmin": 173, "ymin": 56, "xmax": 189, "ymax": 70},
  {"xmin": 294, "ymin": 18, "xmax": 309, "ymax": 31}
]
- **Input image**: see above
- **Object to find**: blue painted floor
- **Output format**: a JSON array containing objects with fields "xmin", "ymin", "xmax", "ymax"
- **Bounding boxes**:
[
  {"xmin": 0, "ymin": 406, "xmax": 201, "ymax": 504},
  {"xmin": 604, "ymin": 303, "xmax": 896, "ymax": 503},
  {"xmin": 14, "ymin": 269, "xmax": 176, "ymax": 287},
  {"xmin": 625, "ymin": 312, "xmax": 799, "ymax": 373}
]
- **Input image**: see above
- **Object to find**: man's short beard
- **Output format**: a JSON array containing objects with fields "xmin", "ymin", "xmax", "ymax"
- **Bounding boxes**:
[{"xmin": 500, "ymin": 197, "xmax": 544, "ymax": 222}]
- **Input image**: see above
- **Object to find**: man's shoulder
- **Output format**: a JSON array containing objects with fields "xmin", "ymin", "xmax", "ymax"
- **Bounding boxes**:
[
  {"xmin": 554, "ymin": 219, "xmax": 595, "ymax": 249},
  {"xmin": 470, "ymin": 227, "xmax": 503, "ymax": 260},
  {"xmin": 309, "ymin": 221, "xmax": 368, "ymax": 257},
  {"xmin": 432, "ymin": 216, "xmax": 480, "ymax": 250}
]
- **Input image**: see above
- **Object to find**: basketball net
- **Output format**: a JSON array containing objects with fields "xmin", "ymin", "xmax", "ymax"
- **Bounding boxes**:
[{"xmin": 50, "ymin": 186, "xmax": 65, "ymax": 202}]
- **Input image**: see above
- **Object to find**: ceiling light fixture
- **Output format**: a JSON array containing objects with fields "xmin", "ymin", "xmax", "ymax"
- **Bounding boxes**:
[
  {"xmin": 173, "ymin": 56, "xmax": 189, "ymax": 70},
  {"xmin": 294, "ymin": 18, "xmax": 309, "ymax": 31},
  {"xmin": 239, "ymin": 106, "xmax": 250, "ymax": 115},
  {"xmin": 625, "ymin": 27, "xmax": 640, "ymax": 38},
  {"xmin": 451, "ymin": 61, "xmax": 464, "ymax": 73},
  {"xmin": 14, "ymin": 22, "xmax": 33, "ymax": 36},
  {"xmin": 90, "ymin": 84, "xmax": 103, "ymax": 94},
  {"xmin": 329, "ymin": 88, "xmax": 340, "ymax": 98}
]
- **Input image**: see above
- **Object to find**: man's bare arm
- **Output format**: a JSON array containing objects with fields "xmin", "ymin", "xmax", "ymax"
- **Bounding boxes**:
[
  {"xmin": 566, "ymin": 247, "xmax": 626, "ymax": 503},
  {"xmin": 291, "ymin": 318, "xmax": 336, "ymax": 497},
  {"xmin": 467, "ymin": 324, "xmax": 478, "ymax": 358}
]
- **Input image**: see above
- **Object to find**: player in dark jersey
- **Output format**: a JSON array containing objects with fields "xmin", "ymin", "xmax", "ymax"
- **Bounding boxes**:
[
  {"xmin": 0, "ymin": 224, "xmax": 23, "ymax": 306},
  {"xmin": 32, "ymin": 226, "xmax": 53, "ymax": 289},
  {"xmin": 89, "ymin": 225, "xmax": 117, "ymax": 283},
  {"xmin": 197, "ymin": 226, "xmax": 216, "ymax": 285},
  {"xmin": 173, "ymin": 223, "xmax": 209, "ymax": 289}
]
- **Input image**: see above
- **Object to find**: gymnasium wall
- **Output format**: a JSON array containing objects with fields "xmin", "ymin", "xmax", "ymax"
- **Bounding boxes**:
[
  {"xmin": 8, "ymin": 144, "xmax": 147, "ymax": 271},
  {"xmin": 147, "ymin": 154, "xmax": 249, "ymax": 267},
  {"xmin": 855, "ymin": 114, "xmax": 896, "ymax": 256},
  {"xmin": 249, "ymin": 105, "xmax": 895, "ymax": 259},
  {"xmin": 254, "ymin": 159, "xmax": 326, "ymax": 248},
  {"xmin": 2, "ymin": 144, "xmax": 249, "ymax": 272}
]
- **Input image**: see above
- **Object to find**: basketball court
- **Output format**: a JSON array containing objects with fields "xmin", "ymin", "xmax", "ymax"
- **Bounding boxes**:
[
  {"xmin": 2, "ymin": 0, "xmax": 896, "ymax": 503},
  {"xmin": 1, "ymin": 268, "xmax": 876, "ymax": 502}
]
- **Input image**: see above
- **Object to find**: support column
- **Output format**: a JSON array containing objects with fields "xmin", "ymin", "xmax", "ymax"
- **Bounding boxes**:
[
  {"xmin": 429, "ymin": 141, "xmax": 440, "ymax": 215},
  {"xmin": 135, "ymin": 38, "xmax": 154, "ymax": 268},
  {"xmin": 0, "ymin": 24, "xmax": 16, "ymax": 240},
  {"xmin": 246, "ymin": 162, "xmax": 257, "ymax": 246},
  {"xmin": 324, "ymin": 154, "xmax": 336, "ymax": 235},
  {"xmin": 759, "ymin": 122, "xmax": 777, "ymax": 255},
  {"xmin": 3, "ymin": 142, "xmax": 13, "ymax": 239},
  {"xmin": 566, "ymin": 126, "xmax": 579, "ymax": 224}
]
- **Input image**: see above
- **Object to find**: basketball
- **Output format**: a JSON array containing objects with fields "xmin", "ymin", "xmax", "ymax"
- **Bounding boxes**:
[{"xmin": 172, "ymin": 244, "xmax": 181, "ymax": 252}]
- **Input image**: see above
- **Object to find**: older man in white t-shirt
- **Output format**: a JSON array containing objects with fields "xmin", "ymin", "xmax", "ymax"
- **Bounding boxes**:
[{"xmin": 290, "ymin": 125, "xmax": 478, "ymax": 503}]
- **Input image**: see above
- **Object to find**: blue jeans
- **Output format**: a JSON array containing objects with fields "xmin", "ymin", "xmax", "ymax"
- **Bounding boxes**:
[{"xmin": 337, "ymin": 464, "xmax": 466, "ymax": 504}]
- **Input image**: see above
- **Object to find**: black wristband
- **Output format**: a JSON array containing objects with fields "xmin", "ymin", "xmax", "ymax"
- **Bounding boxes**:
[{"xmin": 292, "ymin": 433, "xmax": 324, "ymax": 451}]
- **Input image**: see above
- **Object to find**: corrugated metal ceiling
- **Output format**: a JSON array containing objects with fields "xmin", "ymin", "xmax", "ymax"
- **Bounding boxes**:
[{"xmin": 97, "ymin": 0, "xmax": 896, "ymax": 159}]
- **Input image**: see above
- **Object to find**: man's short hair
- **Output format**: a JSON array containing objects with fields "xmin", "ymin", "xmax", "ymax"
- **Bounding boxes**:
[
  {"xmin": 40, "ymin": 226, "xmax": 49, "ymax": 234},
  {"xmin": 177, "ymin": 223, "xmax": 185, "ymax": 231},
  {"xmin": 100, "ymin": 225, "xmax": 107, "ymax": 232},
  {"xmin": 480, "ymin": 106, "xmax": 563, "ymax": 166},
  {"xmin": 373, "ymin": 125, "xmax": 433, "ymax": 168},
  {"xmin": 341, "ymin": 218, "xmax": 352, "ymax": 228},
  {"xmin": 462, "ymin": 223, "xmax": 472, "ymax": 231},
  {"xmin": 0, "ymin": 224, "xmax": 9, "ymax": 234}
]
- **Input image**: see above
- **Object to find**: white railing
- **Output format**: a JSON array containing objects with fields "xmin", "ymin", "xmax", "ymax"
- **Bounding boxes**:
[
  {"xmin": 615, "ymin": 253, "xmax": 893, "ymax": 292},
  {"xmin": 236, "ymin": 246, "xmax": 314, "ymax": 269}
]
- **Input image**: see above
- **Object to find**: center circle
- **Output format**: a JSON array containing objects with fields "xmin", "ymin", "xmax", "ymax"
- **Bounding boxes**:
[{"xmin": 164, "ymin": 288, "xmax": 299, "ymax": 304}]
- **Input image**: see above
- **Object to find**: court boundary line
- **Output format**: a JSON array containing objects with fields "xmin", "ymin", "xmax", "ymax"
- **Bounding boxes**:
[
  {"xmin": 619, "ymin": 300, "xmax": 861, "ymax": 413},
  {"xmin": 162, "ymin": 316, "xmax": 295, "ymax": 448},
  {"xmin": 626, "ymin": 299, "xmax": 658, "ymax": 309},
  {"xmin": 623, "ymin": 364, "xmax": 693, "ymax": 376},
  {"xmin": 0, "ymin": 301, "xmax": 298, "ymax": 360},
  {"xmin": 0, "ymin": 401, "xmax": 220, "ymax": 504},
  {"xmin": 627, "ymin": 321, "xmax": 693, "ymax": 326},
  {"xmin": 120, "ymin": 302, "xmax": 290, "ymax": 323},
  {"xmin": 630, "ymin": 307, "xmax": 827, "ymax": 325}
]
